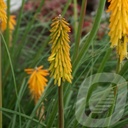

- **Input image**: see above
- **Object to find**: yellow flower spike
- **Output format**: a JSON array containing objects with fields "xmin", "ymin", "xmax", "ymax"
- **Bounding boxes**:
[
  {"xmin": 25, "ymin": 66, "xmax": 49, "ymax": 103},
  {"xmin": 0, "ymin": 0, "xmax": 7, "ymax": 30},
  {"xmin": 107, "ymin": 0, "xmax": 128, "ymax": 62},
  {"xmin": 48, "ymin": 15, "xmax": 72, "ymax": 86}
]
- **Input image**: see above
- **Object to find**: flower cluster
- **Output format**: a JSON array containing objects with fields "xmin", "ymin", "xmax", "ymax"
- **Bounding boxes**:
[
  {"xmin": 0, "ymin": 0, "xmax": 7, "ymax": 28},
  {"xmin": 25, "ymin": 66, "xmax": 49, "ymax": 103},
  {"xmin": 107, "ymin": 0, "xmax": 128, "ymax": 62},
  {"xmin": 48, "ymin": 15, "xmax": 72, "ymax": 86},
  {"xmin": 0, "ymin": 0, "xmax": 16, "ymax": 47}
]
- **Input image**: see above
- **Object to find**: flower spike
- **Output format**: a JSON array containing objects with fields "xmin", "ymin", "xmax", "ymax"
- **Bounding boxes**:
[
  {"xmin": 107, "ymin": 0, "xmax": 128, "ymax": 62},
  {"xmin": 48, "ymin": 15, "xmax": 72, "ymax": 86},
  {"xmin": 25, "ymin": 66, "xmax": 49, "ymax": 103}
]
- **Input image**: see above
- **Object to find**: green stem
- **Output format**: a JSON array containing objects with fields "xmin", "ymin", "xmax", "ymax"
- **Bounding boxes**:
[
  {"xmin": 116, "ymin": 59, "xmax": 121, "ymax": 73},
  {"xmin": 12, "ymin": 0, "xmax": 25, "ymax": 48},
  {"xmin": 1, "ymin": 33, "xmax": 18, "ymax": 104},
  {"xmin": 0, "ymin": 33, "xmax": 17, "ymax": 97},
  {"xmin": 0, "ymin": 107, "xmax": 46, "ymax": 127},
  {"xmin": 0, "ymin": 30, "xmax": 2, "ymax": 128},
  {"xmin": 107, "ymin": 59, "xmax": 120, "ymax": 127},
  {"xmin": 72, "ymin": 0, "xmax": 87, "ymax": 61},
  {"xmin": 97, "ymin": 48, "xmax": 112, "ymax": 73},
  {"xmin": 73, "ymin": 0, "xmax": 78, "ymax": 37},
  {"xmin": 58, "ymin": 85, "xmax": 64, "ymax": 128},
  {"xmin": 62, "ymin": 0, "xmax": 72, "ymax": 17},
  {"xmin": 119, "ymin": 60, "xmax": 128, "ymax": 75},
  {"xmin": 12, "ymin": 0, "xmax": 45, "ymax": 61},
  {"xmin": 6, "ymin": 0, "xmax": 10, "ymax": 47},
  {"xmin": 0, "ymin": 33, "xmax": 19, "ymax": 128},
  {"xmin": 72, "ymin": 0, "xmax": 106, "ymax": 75}
]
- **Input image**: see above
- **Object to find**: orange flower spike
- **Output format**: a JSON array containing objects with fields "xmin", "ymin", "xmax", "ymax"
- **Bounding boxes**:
[
  {"xmin": 9, "ymin": 15, "xmax": 16, "ymax": 31},
  {"xmin": 1, "ymin": 15, "xmax": 16, "ymax": 32},
  {"xmin": 25, "ymin": 66, "xmax": 49, "ymax": 103}
]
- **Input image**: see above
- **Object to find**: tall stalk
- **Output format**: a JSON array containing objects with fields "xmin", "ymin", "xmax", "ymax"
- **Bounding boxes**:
[
  {"xmin": 116, "ymin": 59, "xmax": 121, "ymax": 73},
  {"xmin": 107, "ymin": 59, "xmax": 120, "ymax": 127},
  {"xmin": 0, "ymin": 28, "xmax": 2, "ymax": 128},
  {"xmin": 72, "ymin": 0, "xmax": 87, "ymax": 61},
  {"xmin": 72, "ymin": 0, "xmax": 106, "ymax": 74},
  {"xmin": 58, "ymin": 85, "xmax": 64, "ymax": 128}
]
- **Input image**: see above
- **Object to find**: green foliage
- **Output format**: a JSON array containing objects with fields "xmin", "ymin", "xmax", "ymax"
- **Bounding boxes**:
[{"xmin": 1, "ymin": 0, "xmax": 128, "ymax": 128}]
